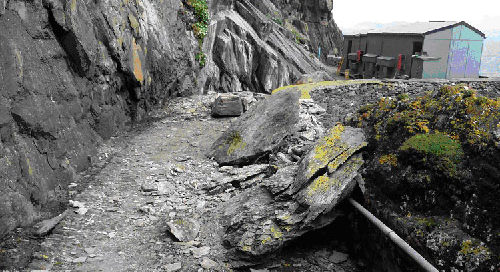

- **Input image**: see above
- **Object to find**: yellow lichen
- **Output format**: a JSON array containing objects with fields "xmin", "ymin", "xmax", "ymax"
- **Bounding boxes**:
[
  {"xmin": 307, "ymin": 124, "xmax": 345, "ymax": 178},
  {"xmin": 379, "ymin": 154, "xmax": 398, "ymax": 167},
  {"xmin": 128, "ymin": 14, "xmax": 140, "ymax": 35},
  {"xmin": 261, "ymin": 236, "xmax": 271, "ymax": 244},
  {"xmin": 241, "ymin": 245, "xmax": 251, "ymax": 252},
  {"xmin": 70, "ymin": 0, "xmax": 77, "ymax": 12},
  {"xmin": 226, "ymin": 131, "xmax": 246, "ymax": 155},
  {"xmin": 14, "ymin": 48, "xmax": 23, "ymax": 79},
  {"xmin": 270, "ymin": 226, "xmax": 283, "ymax": 239},
  {"xmin": 27, "ymin": 158, "xmax": 33, "ymax": 176},
  {"xmin": 460, "ymin": 240, "xmax": 491, "ymax": 257},
  {"xmin": 271, "ymin": 80, "xmax": 382, "ymax": 99},
  {"xmin": 117, "ymin": 36, "xmax": 124, "ymax": 48},
  {"xmin": 327, "ymin": 145, "xmax": 366, "ymax": 173},
  {"xmin": 131, "ymin": 38, "xmax": 144, "ymax": 83},
  {"xmin": 308, "ymin": 175, "xmax": 330, "ymax": 195}
]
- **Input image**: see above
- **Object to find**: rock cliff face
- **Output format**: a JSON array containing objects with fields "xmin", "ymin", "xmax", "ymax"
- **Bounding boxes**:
[
  {"xmin": 0, "ymin": 0, "xmax": 198, "ymax": 237},
  {"xmin": 0, "ymin": 0, "xmax": 343, "ymax": 237},
  {"xmin": 200, "ymin": 0, "xmax": 341, "ymax": 94}
]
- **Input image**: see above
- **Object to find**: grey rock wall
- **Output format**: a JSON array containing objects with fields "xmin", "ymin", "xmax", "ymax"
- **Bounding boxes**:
[
  {"xmin": 0, "ymin": 0, "xmax": 198, "ymax": 237},
  {"xmin": 201, "ymin": 0, "xmax": 342, "ymax": 94}
]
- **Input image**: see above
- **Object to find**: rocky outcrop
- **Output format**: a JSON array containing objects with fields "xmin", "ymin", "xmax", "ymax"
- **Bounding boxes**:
[
  {"xmin": 200, "ymin": 0, "xmax": 342, "ymax": 94},
  {"xmin": 353, "ymin": 85, "xmax": 500, "ymax": 271},
  {"xmin": 222, "ymin": 124, "xmax": 366, "ymax": 265},
  {"xmin": 0, "ymin": 0, "xmax": 343, "ymax": 239},
  {"xmin": 209, "ymin": 89, "xmax": 301, "ymax": 165},
  {"xmin": 0, "ymin": 0, "xmax": 198, "ymax": 237}
]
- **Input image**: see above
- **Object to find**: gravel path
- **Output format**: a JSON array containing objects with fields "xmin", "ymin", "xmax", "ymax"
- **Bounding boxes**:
[
  {"xmin": 23, "ymin": 95, "xmax": 360, "ymax": 272},
  {"xmin": 26, "ymin": 96, "xmax": 236, "ymax": 271}
]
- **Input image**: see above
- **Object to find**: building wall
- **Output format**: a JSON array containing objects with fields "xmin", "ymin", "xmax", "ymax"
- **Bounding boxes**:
[
  {"xmin": 422, "ymin": 29, "xmax": 452, "ymax": 79},
  {"xmin": 447, "ymin": 25, "xmax": 484, "ymax": 78},
  {"xmin": 366, "ymin": 34, "xmax": 424, "ymax": 77}
]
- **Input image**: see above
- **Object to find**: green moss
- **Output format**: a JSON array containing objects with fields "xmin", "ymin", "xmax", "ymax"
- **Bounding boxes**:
[
  {"xmin": 400, "ymin": 132, "xmax": 464, "ymax": 162},
  {"xmin": 400, "ymin": 132, "xmax": 464, "ymax": 175}
]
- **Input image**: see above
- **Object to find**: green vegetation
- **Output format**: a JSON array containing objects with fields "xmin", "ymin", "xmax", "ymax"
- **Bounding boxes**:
[
  {"xmin": 359, "ymin": 85, "xmax": 500, "ymax": 150},
  {"xmin": 400, "ymin": 132, "xmax": 464, "ymax": 162},
  {"xmin": 272, "ymin": 18, "xmax": 283, "ymax": 25},
  {"xmin": 185, "ymin": 0, "xmax": 209, "ymax": 67},
  {"xmin": 291, "ymin": 28, "xmax": 306, "ymax": 44},
  {"xmin": 195, "ymin": 52, "xmax": 206, "ymax": 67}
]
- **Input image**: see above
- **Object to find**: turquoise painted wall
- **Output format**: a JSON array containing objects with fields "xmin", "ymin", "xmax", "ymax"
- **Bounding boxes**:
[{"xmin": 447, "ymin": 25, "xmax": 484, "ymax": 78}]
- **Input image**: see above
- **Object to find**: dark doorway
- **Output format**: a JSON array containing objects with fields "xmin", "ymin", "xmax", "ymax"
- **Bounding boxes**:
[
  {"xmin": 347, "ymin": 40, "xmax": 353, "ymax": 54},
  {"xmin": 412, "ymin": 41, "xmax": 423, "ymax": 55}
]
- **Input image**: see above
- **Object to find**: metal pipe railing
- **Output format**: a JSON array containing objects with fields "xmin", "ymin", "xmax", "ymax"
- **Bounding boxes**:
[{"xmin": 348, "ymin": 198, "xmax": 439, "ymax": 272}]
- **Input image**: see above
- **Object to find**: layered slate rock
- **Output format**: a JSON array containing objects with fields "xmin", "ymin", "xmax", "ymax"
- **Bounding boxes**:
[
  {"xmin": 209, "ymin": 90, "xmax": 301, "ymax": 166},
  {"xmin": 222, "ymin": 124, "xmax": 367, "ymax": 264},
  {"xmin": 200, "ymin": 0, "xmax": 341, "ymax": 94},
  {"xmin": 0, "ymin": 0, "xmax": 197, "ymax": 237}
]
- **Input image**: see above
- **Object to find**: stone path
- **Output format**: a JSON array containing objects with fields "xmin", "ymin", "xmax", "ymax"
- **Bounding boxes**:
[
  {"xmin": 24, "ymin": 95, "xmax": 360, "ymax": 271},
  {"xmin": 27, "ymin": 95, "xmax": 234, "ymax": 271}
]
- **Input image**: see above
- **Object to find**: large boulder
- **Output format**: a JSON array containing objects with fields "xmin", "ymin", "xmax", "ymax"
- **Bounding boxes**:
[
  {"xmin": 209, "ymin": 89, "xmax": 301, "ymax": 166},
  {"xmin": 211, "ymin": 94, "xmax": 244, "ymax": 117},
  {"xmin": 222, "ymin": 124, "xmax": 367, "ymax": 264}
]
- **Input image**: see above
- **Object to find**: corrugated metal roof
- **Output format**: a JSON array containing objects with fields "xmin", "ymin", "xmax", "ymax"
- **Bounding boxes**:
[{"xmin": 345, "ymin": 21, "xmax": 486, "ymax": 38}]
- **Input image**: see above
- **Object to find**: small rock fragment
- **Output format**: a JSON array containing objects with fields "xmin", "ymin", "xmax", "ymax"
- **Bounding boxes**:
[
  {"xmin": 69, "ymin": 200, "xmax": 88, "ymax": 215},
  {"xmin": 166, "ymin": 218, "xmax": 200, "ymax": 242},
  {"xmin": 164, "ymin": 262, "xmax": 182, "ymax": 272},
  {"xmin": 141, "ymin": 184, "xmax": 158, "ymax": 192},
  {"xmin": 329, "ymin": 250, "xmax": 348, "ymax": 264},
  {"xmin": 191, "ymin": 246, "xmax": 210, "ymax": 258},
  {"xmin": 200, "ymin": 257, "xmax": 217, "ymax": 269},
  {"xmin": 72, "ymin": 256, "xmax": 87, "ymax": 263},
  {"xmin": 33, "ymin": 210, "xmax": 68, "ymax": 236}
]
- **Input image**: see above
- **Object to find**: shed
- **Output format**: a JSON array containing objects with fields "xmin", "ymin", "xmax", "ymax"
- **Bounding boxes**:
[{"xmin": 341, "ymin": 21, "xmax": 485, "ymax": 79}]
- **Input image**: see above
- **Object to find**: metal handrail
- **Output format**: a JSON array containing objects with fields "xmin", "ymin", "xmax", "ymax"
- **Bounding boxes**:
[{"xmin": 348, "ymin": 198, "xmax": 439, "ymax": 272}]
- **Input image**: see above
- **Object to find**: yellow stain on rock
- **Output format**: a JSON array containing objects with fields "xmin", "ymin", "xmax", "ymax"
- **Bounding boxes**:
[
  {"xmin": 70, "ymin": 0, "xmax": 77, "ymax": 13},
  {"xmin": 27, "ymin": 158, "xmax": 33, "ymax": 176},
  {"xmin": 307, "ymin": 124, "xmax": 345, "ymax": 178},
  {"xmin": 14, "ymin": 48, "xmax": 23, "ymax": 79},
  {"xmin": 128, "ymin": 14, "xmax": 140, "ymax": 35},
  {"xmin": 131, "ymin": 38, "xmax": 144, "ymax": 83}
]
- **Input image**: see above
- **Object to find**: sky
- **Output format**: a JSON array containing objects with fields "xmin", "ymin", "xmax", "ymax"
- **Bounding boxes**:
[{"xmin": 332, "ymin": 0, "xmax": 500, "ymax": 33}]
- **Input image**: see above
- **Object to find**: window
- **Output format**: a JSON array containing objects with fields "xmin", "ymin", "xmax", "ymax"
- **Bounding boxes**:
[{"xmin": 347, "ymin": 40, "xmax": 352, "ymax": 53}]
